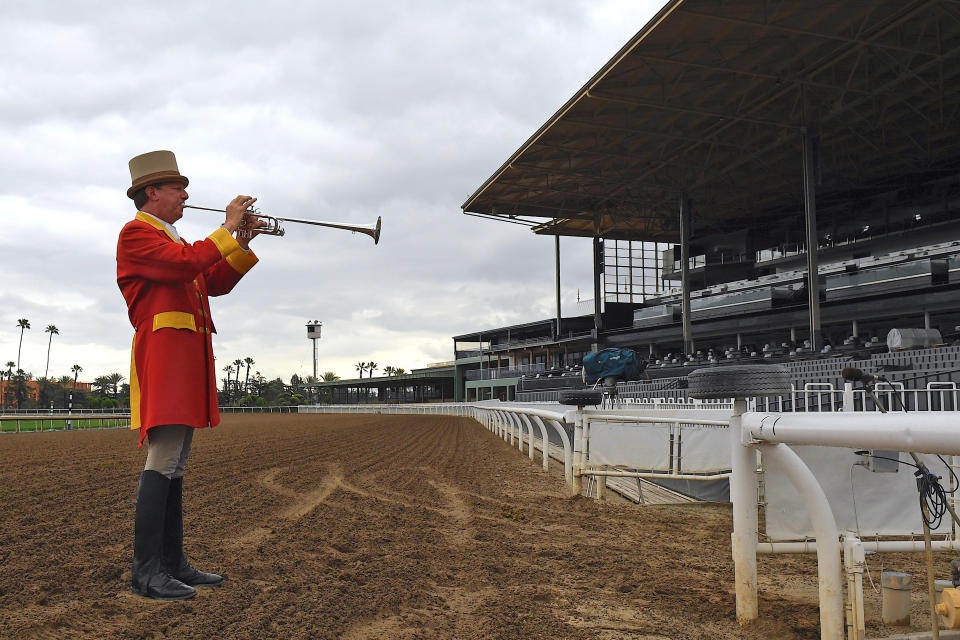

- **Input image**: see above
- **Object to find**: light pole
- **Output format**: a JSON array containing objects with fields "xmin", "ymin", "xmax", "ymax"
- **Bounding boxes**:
[{"xmin": 306, "ymin": 320, "xmax": 322, "ymax": 402}]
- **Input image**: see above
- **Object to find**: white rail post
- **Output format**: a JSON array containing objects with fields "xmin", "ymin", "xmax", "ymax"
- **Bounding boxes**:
[
  {"xmin": 842, "ymin": 534, "xmax": 866, "ymax": 640},
  {"xmin": 761, "ymin": 443, "xmax": 843, "ymax": 640},
  {"xmin": 729, "ymin": 398, "xmax": 759, "ymax": 625},
  {"xmin": 532, "ymin": 415, "xmax": 550, "ymax": 470},
  {"xmin": 842, "ymin": 382, "xmax": 854, "ymax": 412},
  {"xmin": 520, "ymin": 414, "xmax": 536, "ymax": 461},
  {"xmin": 572, "ymin": 408, "xmax": 584, "ymax": 495},
  {"xmin": 548, "ymin": 418, "xmax": 574, "ymax": 486},
  {"xmin": 515, "ymin": 413, "xmax": 526, "ymax": 453}
]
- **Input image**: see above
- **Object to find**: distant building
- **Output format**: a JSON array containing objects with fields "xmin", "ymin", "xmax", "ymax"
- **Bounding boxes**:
[{"xmin": 0, "ymin": 379, "xmax": 92, "ymax": 405}]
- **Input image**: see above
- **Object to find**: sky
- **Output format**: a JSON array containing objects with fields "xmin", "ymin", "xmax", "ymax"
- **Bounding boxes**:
[{"xmin": 1, "ymin": 0, "xmax": 663, "ymax": 385}]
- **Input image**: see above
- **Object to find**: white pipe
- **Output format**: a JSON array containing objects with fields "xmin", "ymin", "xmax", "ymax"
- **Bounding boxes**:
[
  {"xmin": 842, "ymin": 382, "xmax": 854, "ymax": 412},
  {"xmin": 566, "ymin": 410, "xmax": 729, "ymax": 427},
  {"xmin": 508, "ymin": 412, "xmax": 516, "ymax": 446},
  {"xmin": 758, "ymin": 539, "xmax": 960, "ymax": 554},
  {"xmin": 573, "ymin": 409, "xmax": 584, "ymax": 494},
  {"xmin": 547, "ymin": 418, "xmax": 574, "ymax": 486},
  {"xmin": 519, "ymin": 414, "xmax": 531, "ymax": 456},
  {"xmin": 744, "ymin": 411, "xmax": 960, "ymax": 455},
  {"xmin": 760, "ymin": 443, "xmax": 844, "ymax": 640},
  {"xmin": 520, "ymin": 414, "xmax": 536, "ymax": 460},
  {"xmin": 531, "ymin": 415, "xmax": 550, "ymax": 471},
  {"xmin": 582, "ymin": 469, "xmax": 730, "ymax": 480},
  {"xmin": 843, "ymin": 535, "xmax": 866, "ymax": 640},
  {"xmin": 729, "ymin": 399, "xmax": 759, "ymax": 625},
  {"xmin": 514, "ymin": 413, "xmax": 522, "ymax": 449}
]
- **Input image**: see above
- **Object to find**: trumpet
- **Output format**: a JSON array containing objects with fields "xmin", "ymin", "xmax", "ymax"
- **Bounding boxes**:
[{"xmin": 183, "ymin": 204, "xmax": 381, "ymax": 245}]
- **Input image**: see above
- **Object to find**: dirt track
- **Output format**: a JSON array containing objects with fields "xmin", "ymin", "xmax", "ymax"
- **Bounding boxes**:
[{"xmin": 0, "ymin": 414, "xmax": 949, "ymax": 639}]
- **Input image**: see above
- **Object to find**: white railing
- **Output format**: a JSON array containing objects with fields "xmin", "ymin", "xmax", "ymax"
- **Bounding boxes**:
[
  {"xmin": 306, "ymin": 402, "xmax": 735, "ymax": 499},
  {"xmin": 729, "ymin": 404, "xmax": 960, "ymax": 640},
  {"xmin": 0, "ymin": 412, "xmax": 132, "ymax": 432},
  {"xmin": 301, "ymin": 403, "xmax": 475, "ymax": 416},
  {"xmin": 526, "ymin": 380, "xmax": 960, "ymax": 411}
]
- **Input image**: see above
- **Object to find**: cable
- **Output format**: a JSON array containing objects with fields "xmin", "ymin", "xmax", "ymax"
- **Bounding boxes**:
[
  {"xmin": 865, "ymin": 384, "xmax": 960, "ymax": 528},
  {"xmin": 916, "ymin": 466, "xmax": 949, "ymax": 530},
  {"xmin": 853, "ymin": 450, "xmax": 951, "ymax": 529}
]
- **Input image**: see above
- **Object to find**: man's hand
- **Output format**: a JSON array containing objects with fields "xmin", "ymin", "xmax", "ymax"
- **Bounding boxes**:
[
  {"xmin": 223, "ymin": 195, "xmax": 256, "ymax": 234},
  {"xmin": 237, "ymin": 214, "xmax": 269, "ymax": 250}
]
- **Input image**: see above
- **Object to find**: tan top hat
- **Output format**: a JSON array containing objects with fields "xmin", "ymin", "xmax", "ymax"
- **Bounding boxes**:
[{"xmin": 127, "ymin": 150, "xmax": 189, "ymax": 199}]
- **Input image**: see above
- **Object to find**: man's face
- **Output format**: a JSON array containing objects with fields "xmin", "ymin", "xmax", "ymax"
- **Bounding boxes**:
[{"xmin": 146, "ymin": 182, "xmax": 188, "ymax": 223}]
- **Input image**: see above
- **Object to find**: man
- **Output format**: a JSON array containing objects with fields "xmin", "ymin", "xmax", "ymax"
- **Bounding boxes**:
[{"xmin": 117, "ymin": 150, "xmax": 261, "ymax": 600}]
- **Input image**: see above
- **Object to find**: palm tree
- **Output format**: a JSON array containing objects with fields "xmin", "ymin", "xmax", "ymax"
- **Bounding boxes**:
[
  {"xmin": 71, "ymin": 364, "xmax": 83, "ymax": 390},
  {"xmin": 394, "ymin": 367, "xmax": 406, "ymax": 375},
  {"xmin": 233, "ymin": 358, "xmax": 243, "ymax": 394},
  {"xmin": 355, "ymin": 362, "xmax": 367, "ymax": 379},
  {"xmin": 66, "ymin": 364, "xmax": 82, "ymax": 413},
  {"xmin": 106, "ymin": 373, "xmax": 125, "ymax": 399},
  {"xmin": 322, "ymin": 371, "xmax": 340, "ymax": 381},
  {"xmin": 43, "ymin": 325, "xmax": 59, "ymax": 379},
  {"xmin": 16, "ymin": 318, "xmax": 30, "ymax": 370},
  {"xmin": 243, "ymin": 357, "xmax": 254, "ymax": 393},
  {"xmin": 367, "ymin": 361, "xmax": 378, "ymax": 378},
  {"xmin": 2, "ymin": 361, "xmax": 12, "ymax": 409},
  {"xmin": 92, "ymin": 375, "xmax": 110, "ymax": 397},
  {"xmin": 11, "ymin": 369, "xmax": 27, "ymax": 409},
  {"xmin": 383, "ymin": 366, "xmax": 395, "ymax": 377},
  {"xmin": 222, "ymin": 365, "xmax": 235, "ymax": 397}
]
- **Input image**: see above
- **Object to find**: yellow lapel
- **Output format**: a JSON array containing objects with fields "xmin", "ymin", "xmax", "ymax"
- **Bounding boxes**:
[{"xmin": 135, "ymin": 211, "xmax": 182, "ymax": 244}]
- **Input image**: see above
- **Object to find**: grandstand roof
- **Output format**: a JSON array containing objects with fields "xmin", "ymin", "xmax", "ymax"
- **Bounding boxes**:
[{"xmin": 462, "ymin": 0, "xmax": 960, "ymax": 243}]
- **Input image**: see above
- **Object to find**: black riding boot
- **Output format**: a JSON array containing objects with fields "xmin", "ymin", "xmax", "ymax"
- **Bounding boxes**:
[
  {"xmin": 162, "ymin": 477, "xmax": 224, "ymax": 587},
  {"xmin": 131, "ymin": 471, "xmax": 195, "ymax": 600}
]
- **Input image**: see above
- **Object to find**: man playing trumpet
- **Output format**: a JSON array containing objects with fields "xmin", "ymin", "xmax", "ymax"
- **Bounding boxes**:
[{"xmin": 116, "ymin": 150, "xmax": 262, "ymax": 600}]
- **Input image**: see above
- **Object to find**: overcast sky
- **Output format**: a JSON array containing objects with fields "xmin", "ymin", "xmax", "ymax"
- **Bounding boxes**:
[{"xmin": 1, "ymin": 0, "xmax": 662, "ymax": 385}]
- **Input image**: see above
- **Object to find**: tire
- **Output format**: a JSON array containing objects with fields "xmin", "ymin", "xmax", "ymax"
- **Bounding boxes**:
[
  {"xmin": 558, "ymin": 390, "xmax": 604, "ymax": 406},
  {"xmin": 687, "ymin": 364, "xmax": 791, "ymax": 399}
]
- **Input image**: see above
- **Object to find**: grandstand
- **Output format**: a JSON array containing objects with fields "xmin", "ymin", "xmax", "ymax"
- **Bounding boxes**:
[
  {"xmin": 454, "ymin": 0, "xmax": 960, "ymax": 406},
  {"xmin": 454, "ymin": 235, "xmax": 960, "ymax": 404}
]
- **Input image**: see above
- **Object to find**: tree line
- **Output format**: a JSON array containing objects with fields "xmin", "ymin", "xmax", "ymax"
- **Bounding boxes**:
[
  {"xmin": 5, "ymin": 318, "xmax": 407, "ymax": 411},
  {"xmin": 354, "ymin": 361, "xmax": 406, "ymax": 377}
]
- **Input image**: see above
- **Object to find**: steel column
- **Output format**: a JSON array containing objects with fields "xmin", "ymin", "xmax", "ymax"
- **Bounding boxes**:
[
  {"xmin": 679, "ymin": 191, "xmax": 694, "ymax": 354},
  {"xmin": 555, "ymin": 235, "xmax": 562, "ymax": 338},
  {"xmin": 592, "ymin": 235, "xmax": 603, "ymax": 335},
  {"xmin": 802, "ymin": 128, "xmax": 822, "ymax": 351}
]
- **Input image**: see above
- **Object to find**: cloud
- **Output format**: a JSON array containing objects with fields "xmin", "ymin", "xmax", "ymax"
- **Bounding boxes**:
[{"xmin": 1, "ymin": 0, "xmax": 662, "ymax": 382}]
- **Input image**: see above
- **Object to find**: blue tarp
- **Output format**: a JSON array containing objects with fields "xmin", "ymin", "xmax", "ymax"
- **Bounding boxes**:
[{"xmin": 582, "ymin": 348, "xmax": 642, "ymax": 384}]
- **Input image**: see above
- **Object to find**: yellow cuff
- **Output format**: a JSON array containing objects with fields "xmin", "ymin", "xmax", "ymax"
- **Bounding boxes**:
[
  {"xmin": 226, "ymin": 247, "xmax": 259, "ymax": 275},
  {"xmin": 207, "ymin": 227, "xmax": 241, "ymax": 258}
]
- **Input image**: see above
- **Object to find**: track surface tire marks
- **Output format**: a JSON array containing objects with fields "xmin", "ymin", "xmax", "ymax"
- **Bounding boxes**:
[{"xmin": 0, "ymin": 414, "xmax": 945, "ymax": 639}]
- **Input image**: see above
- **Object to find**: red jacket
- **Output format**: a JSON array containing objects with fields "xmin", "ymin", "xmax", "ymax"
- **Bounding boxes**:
[{"xmin": 117, "ymin": 212, "xmax": 258, "ymax": 446}]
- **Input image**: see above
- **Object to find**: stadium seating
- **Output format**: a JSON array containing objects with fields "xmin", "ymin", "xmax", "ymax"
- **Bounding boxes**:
[
  {"xmin": 634, "ymin": 241, "xmax": 960, "ymax": 329},
  {"xmin": 517, "ymin": 343, "xmax": 960, "ymax": 405}
]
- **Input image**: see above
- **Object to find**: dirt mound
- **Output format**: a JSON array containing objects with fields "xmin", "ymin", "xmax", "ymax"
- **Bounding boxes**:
[{"xmin": 0, "ymin": 414, "xmax": 945, "ymax": 638}]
